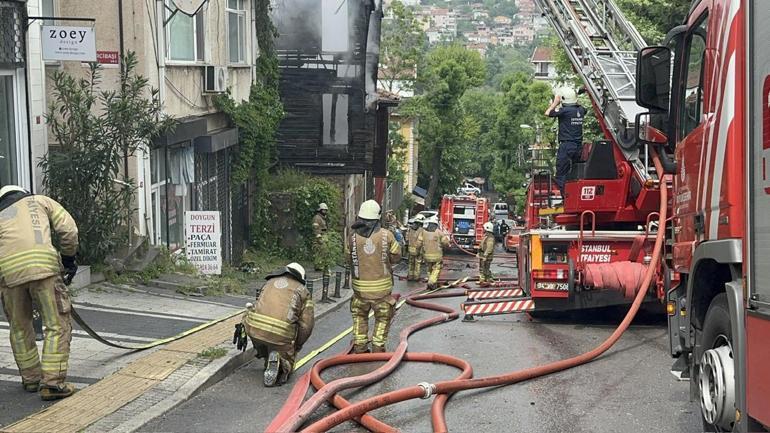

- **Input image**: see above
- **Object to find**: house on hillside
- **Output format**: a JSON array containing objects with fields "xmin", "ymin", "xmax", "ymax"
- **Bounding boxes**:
[{"xmin": 531, "ymin": 46, "xmax": 557, "ymax": 81}]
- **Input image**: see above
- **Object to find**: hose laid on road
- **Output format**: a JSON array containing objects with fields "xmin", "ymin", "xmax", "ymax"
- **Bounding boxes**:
[{"xmin": 297, "ymin": 151, "xmax": 669, "ymax": 433}]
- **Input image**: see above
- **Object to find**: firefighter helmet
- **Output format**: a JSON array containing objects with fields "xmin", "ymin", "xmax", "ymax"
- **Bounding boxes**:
[
  {"xmin": 0, "ymin": 185, "xmax": 26, "ymax": 200},
  {"xmin": 557, "ymin": 87, "xmax": 578, "ymax": 105},
  {"xmin": 318, "ymin": 203, "xmax": 329, "ymax": 211},
  {"xmin": 483, "ymin": 221, "xmax": 494, "ymax": 232},
  {"xmin": 285, "ymin": 262, "xmax": 306, "ymax": 283},
  {"xmin": 426, "ymin": 216, "xmax": 439, "ymax": 226},
  {"xmin": 358, "ymin": 200, "xmax": 381, "ymax": 220},
  {"xmin": 414, "ymin": 214, "xmax": 426, "ymax": 223}
]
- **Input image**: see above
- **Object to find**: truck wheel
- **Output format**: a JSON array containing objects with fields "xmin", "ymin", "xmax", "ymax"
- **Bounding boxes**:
[{"xmin": 698, "ymin": 293, "xmax": 736, "ymax": 432}]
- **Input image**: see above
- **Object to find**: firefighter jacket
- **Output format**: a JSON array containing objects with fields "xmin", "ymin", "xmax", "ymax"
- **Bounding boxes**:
[
  {"xmin": 407, "ymin": 227, "xmax": 424, "ymax": 256},
  {"xmin": 347, "ymin": 226, "xmax": 401, "ymax": 300},
  {"xmin": 419, "ymin": 229, "xmax": 450, "ymax": 262},
  {"xmin": 479, "ymin": 233, "xmax": 496, "ymax": 260},
  {"xmin": 0, "ymin": 194, "xmax": 78, "ymax": 288},
  {"xmin": 243, "ymin": 275, "xmax": 314, "ymax": 348},
  {"xmin": 312, "ymin": 213, "xmax": 327, "ymax": 238}
]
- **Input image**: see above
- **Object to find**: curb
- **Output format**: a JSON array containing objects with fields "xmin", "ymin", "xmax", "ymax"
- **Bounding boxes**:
[{"xmin": 99, "ymin": 290, "xmax": 354, "ymax": 433}]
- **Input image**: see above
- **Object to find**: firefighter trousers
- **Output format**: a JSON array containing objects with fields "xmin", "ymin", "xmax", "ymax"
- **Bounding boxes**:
[
  {"xmin": 350, "ymin": 293, "xmax": 395, "ymax": 351},
  {"xmin": 407, "ymin": 254, "xmax": 422, "ymax": 279},
  {"xmin": 0, "ymin": 276, "xmax": 72, "ymax": 387},
  {"xmin": 251, "ymin": 338, "xmax": 297, "ymax": 381},
  {"xmin": 479, "ymin": 259, "xmax": 494, "ymax": 282},
  {"xmin": 425, "ymin": 260, "xmax": 442, "ymax": 286}
]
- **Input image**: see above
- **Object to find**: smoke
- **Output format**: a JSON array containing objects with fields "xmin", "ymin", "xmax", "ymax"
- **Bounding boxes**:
[
  {"xmin": 365, "ymin": 0, "xmax": 383, "ymax": 110},
  {"xmin": 271, "ymin": 0, "xmax": 323, "ymax": 52}
]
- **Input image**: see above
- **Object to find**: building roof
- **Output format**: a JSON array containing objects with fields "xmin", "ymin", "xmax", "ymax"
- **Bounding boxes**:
[{"xmin": 531, "ymin": 46, "xmax": 554, "ymax": 62}]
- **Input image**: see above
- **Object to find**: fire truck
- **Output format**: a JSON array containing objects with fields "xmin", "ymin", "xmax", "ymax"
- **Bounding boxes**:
[
  {"xmin": 439, "ymin": 194, "xmax": 489, "ymax": 251},
  {"xmin": 633, "ymin": 1, "xmax": 770, "ymax": 430}
]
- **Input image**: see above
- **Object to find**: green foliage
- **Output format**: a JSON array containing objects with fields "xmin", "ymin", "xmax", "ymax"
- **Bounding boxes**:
[
  {"xmin": 199, "ymin": 347, "xmax": 228, "ymax": 359},
  {"xmin": 41, "ymin": 52, "xmax": 174, "ymax": 265},
  {"xmin": 484, "ymin": 46, "xmax": 535, "ymax": 88},
  {"xmin": 410, "ymin": 44, "xmax": 486, "ymax": 207},
  {"xmin": 254, "ymin": 169, "xmax": 343, "ymax": 262},
  {"xmin": 616, "ymin": 0, "xmax": 691, "ymax": 44},
  {"xmin": 381, "ymin": 0, "xmax": 428, "ymax": 95},
  {"xmin": 387, "ymin": 122, "xmax": 408, "ymax": 185},
  {"xmin": 315, "ymin": 231, "xmax": 344, "ymax": 270}
]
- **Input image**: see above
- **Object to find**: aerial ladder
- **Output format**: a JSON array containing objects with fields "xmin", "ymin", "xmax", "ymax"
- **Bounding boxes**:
[{"xmin": 462, "ymin": 0, "xmax": 667, "ymax": 319}]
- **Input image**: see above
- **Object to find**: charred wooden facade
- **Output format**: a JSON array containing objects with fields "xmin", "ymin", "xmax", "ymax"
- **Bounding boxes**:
[{"xmin": 272, "ymin": 0, "xmax": 387, "ymax": 175}]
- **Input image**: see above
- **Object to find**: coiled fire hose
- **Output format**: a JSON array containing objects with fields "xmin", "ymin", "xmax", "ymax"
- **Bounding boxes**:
[{"xmin": 274, "ymin": 152, "xmax": 668, "ymax": 433}]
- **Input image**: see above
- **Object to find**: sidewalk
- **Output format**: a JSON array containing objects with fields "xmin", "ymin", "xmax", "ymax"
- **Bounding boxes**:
[{"xmin": 0, "ymin": 267, "xmax": 353, "ymax": 433}]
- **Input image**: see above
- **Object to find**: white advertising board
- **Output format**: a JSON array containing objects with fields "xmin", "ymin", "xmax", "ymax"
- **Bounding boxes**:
[
  {"xmin": 42, "ymin": 26, "xmax": 96, "ymax": 62},
  {"xmin": 184, "ymin": 211, "xmax": 222, "ymax": 275}
]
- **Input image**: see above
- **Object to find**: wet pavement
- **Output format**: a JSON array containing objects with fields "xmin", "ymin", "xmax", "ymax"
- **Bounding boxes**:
[{"xmin": 144, "ymin": 248, "xmax": 703, "ymax": 433}]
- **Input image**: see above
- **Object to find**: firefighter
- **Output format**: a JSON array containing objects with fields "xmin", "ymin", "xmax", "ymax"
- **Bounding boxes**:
[
  {"xmin": 478, "ymin": 221, "xmax": 496, "ymax": 287},
  {"xmin": 417, "ymin": 216, "xmax": 450, "ymax": 289},
  {"xmin": 406, "ymin": 214, "xmax": 425, "ymax": 281},
  {"xmin": 0, "ymin": 185, "xmax": 78, "ymax": 400},
  {"xmin": 242, "ymin": 262, "xmax": 314, "ymax": 387},
  {"xmin": 312, "ymin": 203, "xmax": 329, "ymax": 272},
  {"xmin": 347, "ymin": 200, "xmax": 401, "ymax": 353},
  {"xmin": 545, "ymin": 86, "xmax": 587, "ymax": 199}
]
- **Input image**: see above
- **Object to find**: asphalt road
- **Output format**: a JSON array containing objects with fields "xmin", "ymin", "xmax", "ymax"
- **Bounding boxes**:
[{"xmin": 145, "ymin": 249, "xmax": 704, "ymax": 433}]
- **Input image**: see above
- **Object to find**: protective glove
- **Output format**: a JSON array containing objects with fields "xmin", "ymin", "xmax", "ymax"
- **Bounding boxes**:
[
  {"xmin": 233, "ymin": 323, "xmax": 248, "ymax": 351},
  {"xmin": 61, "ymin": 255, "xmax": 77, "ymax": 284}
]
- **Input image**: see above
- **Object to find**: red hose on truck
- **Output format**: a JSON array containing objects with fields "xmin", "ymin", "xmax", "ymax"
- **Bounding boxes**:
[{"xmin": 295, "ymin": 152, "xmax": 669, "ymax": 433}]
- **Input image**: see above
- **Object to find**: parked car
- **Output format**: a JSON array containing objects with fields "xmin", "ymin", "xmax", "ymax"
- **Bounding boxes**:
[
  {"xmin": 456, "ymin": 183, "xmax": 481, "ymax": 196},
  {"xmin": 492, "ymin": 202, "xmax": 509, "ymax": 220},
  {"xmin": 504, "ymin": 227, "xmax": 521, "ymax": 253}
]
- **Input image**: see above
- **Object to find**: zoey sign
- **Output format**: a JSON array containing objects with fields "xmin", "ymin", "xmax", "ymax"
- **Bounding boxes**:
[
  {"xmin": 42, "ymin": 26, "xmax": 96, "ymax": 62},
  {"xmin": 184, "ymin": 211, "xmax": 222, "ymax": 275}
]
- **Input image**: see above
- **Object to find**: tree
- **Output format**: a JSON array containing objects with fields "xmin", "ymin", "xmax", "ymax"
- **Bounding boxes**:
[
  {"xmin": 41, "ymin": 52, "xmax": 174, "ymax": 264},
  {"xmin": 616, "ymin": 0, "xmax": 691, "ymax": 43},
  {"xmin": 380, "ymin": 0, "xmax": 428, "ymax": 95},
  {"xmin": 484, "ymin": 45, "xmax": 535, "ymax": 88},
  {"xmin": 411, "ymin": 45, "xmax": 486, "ymax": 207}
]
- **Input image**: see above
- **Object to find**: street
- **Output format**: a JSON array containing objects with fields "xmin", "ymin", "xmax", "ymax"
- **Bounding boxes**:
[{"xmin": 144, "ymin": 250, "xmax": 703, "ymax": 433}]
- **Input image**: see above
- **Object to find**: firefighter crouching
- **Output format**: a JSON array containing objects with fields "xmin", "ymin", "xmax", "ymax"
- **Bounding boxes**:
[
  {"xmin": 0, "ymin": 185, "xmax": 79, "ymax": 400},
  {"xmin": 241, "ymin": 263, "xmax": 314, "ymax": 387},
  {"xmin": 406, "ymin": 214, "xmax": 425, "ymax": 281},
  {"xmin": 478, "ymin": 221, "xmax": 496, "ymax": 287},
  {"xmin": 347, "ymin": 200, "xmax": 401, "ymax": 353},
  {"xmin": 417, "ymin": 216, "xmax": 449, "ymax": 289}
]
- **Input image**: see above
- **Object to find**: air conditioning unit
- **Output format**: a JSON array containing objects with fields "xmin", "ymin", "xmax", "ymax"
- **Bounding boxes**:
[{"xmin": 203, "ymin": 66, "xmax": 227, "ymax": 93}]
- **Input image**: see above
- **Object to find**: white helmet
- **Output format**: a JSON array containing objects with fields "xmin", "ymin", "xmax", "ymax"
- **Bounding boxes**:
[
  {"xmin": 358, "ymin": 199, "xmax": 381, "ymax": 220},
  {"xmin": 425, "ymin": 216, "xmax": 439, "ymax": 226},
  {"xmin": 286, "ymin": 262, "xmax": 306, "ymax": 283},
  {"xmin": 483, "ymin": 221, "xmax": 494, "ymax": 232},
  {"xmin": 318, "ymin": 203, "xmax": 329, "ymax": 211},
  {"xmin": 0, "ymin": 185, "xmax": 26, "ymax": 200},
  {"xmin": 414, "ymin": 214, "xmax": 426, "ymax": 223},
  {"xmin": 557, "ymin": 87, "xmax": 578, "ymax": 105}
]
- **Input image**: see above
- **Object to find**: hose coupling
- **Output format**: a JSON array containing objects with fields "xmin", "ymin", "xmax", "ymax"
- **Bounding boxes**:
[{"xmin": 417, "ymin": 382, "xmax": 436, "ymax": 399}]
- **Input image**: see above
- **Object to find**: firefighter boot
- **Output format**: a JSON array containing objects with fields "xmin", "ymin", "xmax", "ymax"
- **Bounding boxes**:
[
  {"xmin": 352, "ymin": 343, "xmax": 370, "ymax": 354},
  {"xmin": 263, "ymin": 351, "xmax": 281, "ymax": 387},
  {"xmin": 40, "ymin": 383, "xmax": 77, "ymax": 401},
  {"xmin": 371, "ymin": 344, "xmax": 386, "ymax": 353},
  {"xmin": 22, "ymin": 381, "xmax": 39, "ymax": 393}
]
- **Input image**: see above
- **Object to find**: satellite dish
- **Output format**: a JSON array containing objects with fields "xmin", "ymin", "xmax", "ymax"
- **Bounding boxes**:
[{"xmin": 171, "ymin": 0, "xmax": 208, "ymax": 16}]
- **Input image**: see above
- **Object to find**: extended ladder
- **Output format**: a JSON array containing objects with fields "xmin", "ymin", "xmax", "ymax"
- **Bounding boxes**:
[{"xmin": 534, "ymin": 0, "xmax": 653, "ymax": 179}]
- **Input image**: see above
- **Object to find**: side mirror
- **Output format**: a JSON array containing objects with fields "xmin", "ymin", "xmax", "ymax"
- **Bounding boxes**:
[
  {"xmin": 636, "ymin": 46, "xmax": 672, "ymax": 113},
  {"xmin": 635, "ymin": 112, "xmax": 668, "ymax": 146}
]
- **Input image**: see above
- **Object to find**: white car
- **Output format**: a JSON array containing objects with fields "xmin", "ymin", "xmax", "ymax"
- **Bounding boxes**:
[
  {"xmin": 456, "ymin": 183, "xmax": 481, "ymax": 196},
  {"xmin": 492, "ymin": 202, "xmax": 509, "ymax": 220}
]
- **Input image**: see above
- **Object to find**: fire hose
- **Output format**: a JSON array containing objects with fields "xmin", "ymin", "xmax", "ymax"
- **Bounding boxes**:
[{"xmin": 275, "ymin": 152, "xmax": 668, "ymax": 432}]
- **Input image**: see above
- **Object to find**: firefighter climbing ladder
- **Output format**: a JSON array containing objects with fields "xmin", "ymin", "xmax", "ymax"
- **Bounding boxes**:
[{"xmin": 534, "ymin": 0, "xmax": 653, "ymax": 179}]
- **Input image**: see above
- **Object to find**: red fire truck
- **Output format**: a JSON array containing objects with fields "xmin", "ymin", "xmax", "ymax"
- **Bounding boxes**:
[
  {"xmin": 439, "ymin": 194, "xmax": 489, "ymax": 251},
  {"xmin": 632, "ymin": 0, "xmax": 770, "ymax": 430}
]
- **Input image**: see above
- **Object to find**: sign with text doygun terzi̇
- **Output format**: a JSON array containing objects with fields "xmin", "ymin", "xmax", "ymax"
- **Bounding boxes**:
[
  {"xmin": 184, "ymin": 211, "xmax": 222, "ymax": 275},
  {"xmin": 42, "ymin": 26, "xmax": 96, "ymax": 61}
]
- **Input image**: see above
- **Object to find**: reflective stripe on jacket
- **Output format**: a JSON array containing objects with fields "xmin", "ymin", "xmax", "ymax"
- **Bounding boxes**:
[
  {"xmin": 420, "ymin": 230, "xmax": 449, "ymax": 262},
  {"xmin": 0, "ymin": 195, "xmax": 78, "ymax": 288},
  {"xmin": 312, "ymin": 213, "xmax": 327, "ymax": 237},
  {"xmin": 243, "ymin": 275, "xmax": 314, "ymax": 347},
  {"xmin": 407, "ymin": 227, "xmax": 423, "ymax": 255},
  {"xmin": 479, "ymin": 233, "xmax": 496, "ymax": 260},
  {"xmin": 348, "ymin": 228, "xmax": 400, "ymax": 300}
]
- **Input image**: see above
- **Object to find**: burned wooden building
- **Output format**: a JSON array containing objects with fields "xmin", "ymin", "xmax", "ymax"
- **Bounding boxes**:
[{"xmin": 271, "ymin": 0, "xmax": 389, "ymax": 177}]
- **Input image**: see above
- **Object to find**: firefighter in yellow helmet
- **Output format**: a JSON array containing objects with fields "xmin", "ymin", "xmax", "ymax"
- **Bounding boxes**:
[
  {"xmin": 346, "ymin": 200, "xmax": 401, "ymax": 353},
  {"xmin": 478, "ymin": 221, "xmax": 496, "ymax": 287},
  {"xmin": 405, "ymin": 214, "xmax": 425, "ymax": 281},
  {"xmin": 0, "ymin": 185, "xmax": 79, "ymax": 400},
  {"xmin": 416, "ymin": 216, "xmax": 449, "ymax": 289},
  {"xmin": 241, "ymin": 262, "xmax": 314, "ymax": 387},
  {"xmin": 312, "ymin": 203, "xmax": 329, "ymax": 272}
]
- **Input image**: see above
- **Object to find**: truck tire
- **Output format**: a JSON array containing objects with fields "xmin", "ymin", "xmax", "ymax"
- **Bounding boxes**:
[{"xmin": 698, "ymin": 293, "xmax": 736, "ymax": 432}]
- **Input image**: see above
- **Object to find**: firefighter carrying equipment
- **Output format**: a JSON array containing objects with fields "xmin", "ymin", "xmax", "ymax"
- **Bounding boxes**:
[
  {"xmin": 347, "ymin": 217, "xmax": 400, "ymax": 352},
  {"xmin": 242, "ymin": 271, "xmax": 314, "ymax": 385},
  {"xmin": 478, "ymin": 232, "xmax": 496, "ymax": 285}
]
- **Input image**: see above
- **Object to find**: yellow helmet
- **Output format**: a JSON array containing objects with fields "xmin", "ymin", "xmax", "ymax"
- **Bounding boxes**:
[{"xmin": 358, "ymin": 199, "xmax": 381, "ymax": 220}]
